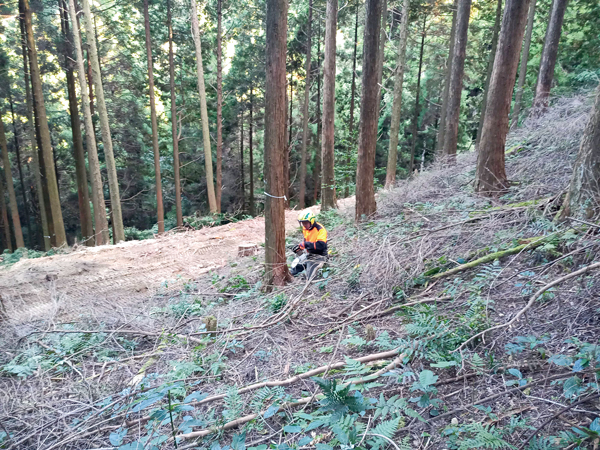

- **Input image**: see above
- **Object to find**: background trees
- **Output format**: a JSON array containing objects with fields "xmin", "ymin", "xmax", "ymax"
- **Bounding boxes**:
[{"xmin": 0, "ymin": 0, "xmax": 597, "ymax": 251}]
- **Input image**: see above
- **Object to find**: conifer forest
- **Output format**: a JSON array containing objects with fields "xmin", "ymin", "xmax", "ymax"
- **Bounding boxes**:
[{"xmin": 1, "ymin": 0, "xmax": 600, "ymax": 448}]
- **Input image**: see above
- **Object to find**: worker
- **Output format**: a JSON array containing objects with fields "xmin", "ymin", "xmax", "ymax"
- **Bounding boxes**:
[{"xmin": 290, "ymin": 211, "xmax": 328, "ymax": 279}]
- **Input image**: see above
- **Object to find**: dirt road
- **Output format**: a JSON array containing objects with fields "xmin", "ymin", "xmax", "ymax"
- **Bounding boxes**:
[{"xmin": 0, "ymin": 211, "xmax": 309, "ymax": 324}]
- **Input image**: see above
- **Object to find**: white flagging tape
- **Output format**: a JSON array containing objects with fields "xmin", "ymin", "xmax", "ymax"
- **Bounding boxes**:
[{"xmin": 264, "ymin": 192, "xmax": 287, "ymax": 201}]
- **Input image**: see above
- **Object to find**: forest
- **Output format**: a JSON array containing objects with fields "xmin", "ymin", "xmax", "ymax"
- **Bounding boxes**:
[{"xmin": 1, "ymin": 0, "xmax": 600, "ymax": 448}]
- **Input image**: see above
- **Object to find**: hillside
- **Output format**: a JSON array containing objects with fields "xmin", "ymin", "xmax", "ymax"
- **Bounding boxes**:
[{"xmin": 1, "ymin": 94, "xmax": 599, "ymax": 450}]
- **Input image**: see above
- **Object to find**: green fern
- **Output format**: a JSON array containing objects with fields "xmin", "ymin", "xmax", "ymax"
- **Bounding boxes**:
[
  {"xmin": 526, "ymin": 436, "xmax": 558, "ymax": 450},
  {"xmin": 343, "ymin": 357, "xmax": 372, "ymax": 376},
  {"xmin": 366, "ymin": 418, "xmax": 400, "ymax": 450},
  {"xmin": 454, "ymin": 423, "xmax": 514, "ymax": 450},
  {"xmin": 312, "ymin": 377, "xmax": 368, "ymax": 422},
  {"xmin": 223, "ymin": 386, "xmax": 244, "ymax": 421}
]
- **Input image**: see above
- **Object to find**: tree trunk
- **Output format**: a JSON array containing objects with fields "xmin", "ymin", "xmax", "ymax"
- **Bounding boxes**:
[
  {"xmin": 143, "ymin": 0, "xmax": 165, "ymax": 234},
  {"xmin": 264, "ymin": 0, "xmax": 292, "ymax": 286},
  {"xmin": 0, "ymin": 169, "xmax": 12, "ymax": 252},
  {"xmin": 288, "ymin": 77, "xmax": 293, "ymax": 150},
  {"xmin": 59, "ymin": 0, "xmax": 94, "ymax": 246},
  {"xmin": 19, "ymin": 16, "xmax": 49, "ymax": 250},
  {"xmin": 240, "ymin": 107, "xmax": 245, "ymax": 210},
  {"xmin": 559, "ymin": 83, "xmax": 600, "ymax": 220},
  {"xmin": 475, "ymin": 0, "xmax": 503, "ymax": 150},
  {"xmin": 80, "ymin": 0, "xmax": 124, "ymax": 243},
  {"xmin": 249, "ymin": 89, "xmax": 255, "ymax": 216},
  {"xmin": 355, "ymin": 0, "xmax": 383, "ymax": 221},
  {"xmin": 168, "ymin": 0, "xmax": 183, "ymax": 226},
  {"xmin": 320, "ymin": 0, "xmax": 338, "ymax": 211},
  {"xmin": 283, "ymin": 77, "xmax": 290, "ymax": 207},
  {"xmin": 298, "ymin": 0, "xmax": 312, "ymax": 209},
  {"xmin": 67, "ymin": 0, "xmax": 109, "ymax": 246},
  {"xmin": 190, "ymin": 0, "xmax": 218, "ymax": 214},
  {"xmin": 532, "ymin": 0, "xmax": 568, "ymax": 111},
  {"xmin": 511, "ymin": 0, "xmax": 537, "ymax": 129},
  {"xmin": 8, "ymin": 92, "xmax": 32, "ymax": 246},
  {"xmin": 86, "ymin": 50, "xmax": 95, "ymax": 116},
  {"xmin": 409, "ymin": 14, "xmax": 427, "ymax": 176},
  {"xmin": 0, "ymin": 117, "xmax": 24, "ymax": 248},
  {"xmin": 436, "ymin": 0, "xmax": 458, "ymax": 156},
  {"xmin": 20, "ymin": 0, "xmax": 67, "ymax": 247},
  {"xmin": 216, "ymin": 0, "xmax": 223, "ymax": 213},
  {"xmin": 377, "ymin": 0, "xmax": 387, "ymax": 97},
  {"xmin": 476, "ymin": 0, "xmax": 531, "ymax": 195},
  {"xmin": 384, "ymin": 0, "xmax": 410, "ymax": 188},
  {"xmin": 442, "ymin": 0, "xmax": 472, "ymax": 160},
  {"xmin": 344, "ymin": 0, "xmax": 360, "ymax": 198},
  {"xmin": 313, "ymin": 18, "xmax": 322, "ymax": 204}
]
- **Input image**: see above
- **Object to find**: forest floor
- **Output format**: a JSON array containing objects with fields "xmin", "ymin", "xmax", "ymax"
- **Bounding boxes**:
[
  {"xmin": 0, "ymin": 198, "xmax": 353, "ymax": 325},
  {"xmin": 1, "ymin": 94, "xmax": 599, "ymax": 450}
]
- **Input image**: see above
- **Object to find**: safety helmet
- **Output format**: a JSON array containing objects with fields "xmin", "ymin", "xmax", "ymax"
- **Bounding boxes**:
[{"xmin": 297, "ymin": 211, "xmax": 316, "ymax": 227}]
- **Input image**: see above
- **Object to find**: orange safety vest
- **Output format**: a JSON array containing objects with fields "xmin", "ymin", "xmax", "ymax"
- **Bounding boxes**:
[{"xmin": 302, "ymin": 222, "xmax": 328, "ymax": 256}]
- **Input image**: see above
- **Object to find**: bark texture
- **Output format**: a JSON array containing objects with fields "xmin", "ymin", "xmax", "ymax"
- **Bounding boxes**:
[
  {"xmin": 532, "ymin": 0, "xmax": 569, "ymax": 111},
  {"xmin": 442, "ymin": 0, "xmax": 472, "ymax": 160},
  {"xmin": 435, "ymin": 0, "xmax": 458, "ymax": 156},
  {"xmin": 475, "ymin": 0, "xmax": 503, "ymax": 149},
  {"xmin": 143, "ymin": 0, "xmax": 165, "ymax": 234},
  {"xmin": 510, "ymin": 0, "xmax": 537, "ymax": 129},
  {"xmin": 355, "ymin": 0, "xmax": 383, "ymax": 221},
  {"xmin": 19, "ymin": 17, "xmax": 49, "ymax": 250},
  {"xmin": 168, "ymin": 0, "xmax": 183, "ymax": 226},
  {"xmin": 216, "ymin": 0, "xmax": 223, "ymax": 213},
  {"xmin": 0, "ymin": 169, "xmax": 11, "ymax": 252},
  {"xmin": 313, "ymin": 19, "xmax": 322, "ymax": 203},
  {"xmin": 320, "ymin": 0, "xmax": 338, "ymax": 211},
  {"xmin": 298, "ymin": 0, "xmax": 312, "ymax": 209},
  {"xmin": 560, "ymin": 83, "xmax": 600, "ymax": 220},
  {"xmin": 409, "ymin": 14, "xmax": 426, "ymax": 176},
  {"xmin": 264, "ymin": 0, "xmax": 292, "ymax": 286},
  {"xmin": 344, "ymin": 0, "xmax": 360, "ymax": 198},
  {"xmin": 249, "ymin": 90, "xmax": 255, "ymax": 216},
  {"xmin": 476, "ymin": 0, "xmax": 531, "ymax": 195},
  {"xmin": 385, "ymin": 0, "xmax": 410, "ymax": 189},
  {"xmin": 0, "ymin": 117, "xmax": 24, "ymax": 248},
  {"xmin": 67, "ymin": 0, "xmax": 110, "ymax": 246},
  {"xmin": 190, "ymin": 0, "xmax": 218, "ymax": 213},
  {"xmin": 80, "ymin": 0, "xmax": 124, "ymax": 242},
  {"xmin": 59, "ymin": 0, "xmax": 93, "ymax": 245},
  {"xmin": 20, "ymin": 0, "xmax": 67, "ymax": 247},
  {"xmin": 240, "ymin": 108, "xmax": 245, "ymax": 210}
]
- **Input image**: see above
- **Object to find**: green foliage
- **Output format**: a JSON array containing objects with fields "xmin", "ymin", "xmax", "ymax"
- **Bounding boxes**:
[
  {"xmin": 443, "ymin": 422, "xmax": 515, "ymax": 450},
  {"xmin": 1, "ymin": 247, "xmax": 50, "ymax": 267},
  {"xmin": 312, "ymin": 377, "xmax": 369, "ymax": 422},
  {"xmin": 267, "ymin": 293, "xmax": 287, "ymax": 313},
  {"xmin": 223, "ymin": 386, "xmax": 244, "ymax": 422}
]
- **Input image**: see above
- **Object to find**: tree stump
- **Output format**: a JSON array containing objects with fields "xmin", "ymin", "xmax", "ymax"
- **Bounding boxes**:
[{"xmin": 238, "ymin": 244, "xmax": 258, "ymax": 257}]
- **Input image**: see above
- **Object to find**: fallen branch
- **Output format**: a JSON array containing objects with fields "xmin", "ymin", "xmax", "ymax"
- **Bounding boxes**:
[
  {"xmin": 126, "ymin": 348, "xmax": 404, "ymax": 429},
  {"xmin": 518, "ymin": 393, "xmax": 600, "ymax": 450},
  {"xmin": 432, "ymin": 236, "xmax": 549, "ymax": 280},
  {"xmin": 455, "ymin": 261, "xmax": 600, "ymax": 351},
  {"xmin": 175, "ymin": 352, "xmax": 408, "ymax": 441}
]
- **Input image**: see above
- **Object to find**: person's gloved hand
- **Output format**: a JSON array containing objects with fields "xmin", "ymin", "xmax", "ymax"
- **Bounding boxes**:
[{"xmin": 292, "ymin": 244, "xmax": 302, "ymax": 253}]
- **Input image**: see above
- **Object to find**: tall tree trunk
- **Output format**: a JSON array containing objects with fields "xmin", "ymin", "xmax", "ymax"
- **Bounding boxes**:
[
  {"xmin": 283, "ymin": 77, "xmax": 290, "ymax": 206},
  {"xmin": 320, "ymin": 0, "xmax": 338, "ymax": 211},
  {"xmin": 476, "ymin": 0, "xmax": 531, "ymax": 195},
  {"xmin": 216, "ymin": 0, "xmax": 223, "ymax": 213},
  {"xmin": 59, "ymin": 0, "xmax": 94, "ymax": 245},
  {"xmin": 167, "ymin": 0, "xmax": 182, "ymax": 226},
  {"xmin": 475, "ymin": 0, "xmax": 503, "ymax": 150},
  {"xmin": 8, "ymin": 92, "xmax": 32, "ymax": 246},
  {"xmin": 0, "ymin": 117, "xmax": 25, "ymax": 248},
  {"xmin": 355, "ymin": 0, "xmax": 383, "ymax": 221},
  {"xmin": 442, "ymin": 0, "xmax": 472, "ymax": 160},
  {"xmin": 435, "ymin": 0, "xmax": 458, "ymax": 156},
  {"xmin": 80, "ymin": 0, "xmax": 124, "ymax": 243},
  {"xmin": 240, "ymin": 107, "xmax": 245, "ymax": 210},
  {"xmin": 190, "ymin": 0, "xmax": 218, "ymax": 214},
  {"xmin": 288, "ymin": 76, "xmax": 293, "ymax": 150},
  {"xmin": 264, "ymin": 0, "xmax": 292, "ymax": 286},
  {"xmin": 249, "ymin": 89, "xmax": 255, "ymax": 216},
  {"xmin": 19, "ymin": 17, "xmax": 49, "ymax": 250},
  {"xmin": 67, "ymin": 0, "xmax": 110, "ymax": 246},
  {"xmin": 20, "ymin": 0, "xmax": 67, "ymax": 247},
  {"xmin": 343, "ymin": 0, "xmax": 360, "ymax": 198},
  {"xmin": 511, "ymin": 0, "xmax": 537, "ymax": 129},
  {"xmin": 86, "ymin": 50, "xmax": 95, "ymax": 116},
  {"xmin": 377, "ymin": 0, "xmax": 387, "ymax": 96},
  {"xmin": 313, "ymin": 18, "xmax": 322, "ymax": 204},
  {"xmin": 299, "ymin": 0, "xmax": 312, "ymax": 209},
  {"xmin": 409, "ymin": 14, "xmax": 427, "ymax": 176},
  {"xmin": 532, "ymin": 0, "xmax": 568, "ymax": 111},
  {"xmin": 0, "ymin": 170, "xmax": 12, "ymax": 252},
  {"xmin": 384, "ymin": 0, "xmax": 410, "ymax": 188},
  {"xmin": 143, "ymin": 0, "xmax": 165, "ymax": 234},
  {"xmin": 559, "ymin": 83, "xmax": 600, "ymax": 220}
]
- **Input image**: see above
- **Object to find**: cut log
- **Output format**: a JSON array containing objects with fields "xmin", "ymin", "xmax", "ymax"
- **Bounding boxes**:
[{"xmin": 238, "ymin": 244, "xmax": 259, "ymax": 257}]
